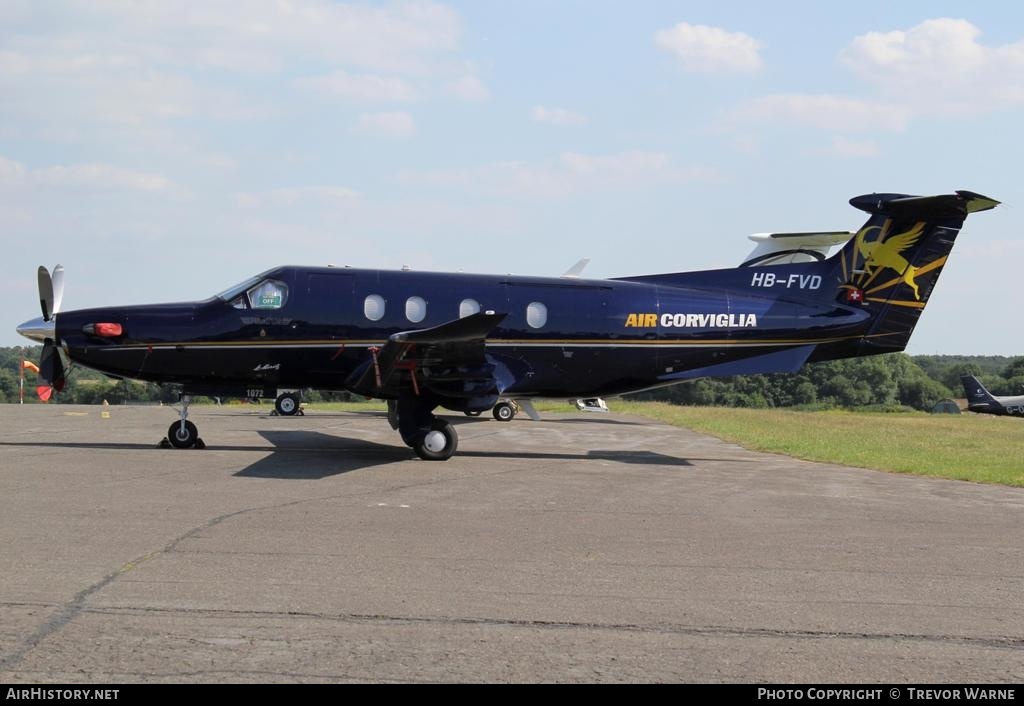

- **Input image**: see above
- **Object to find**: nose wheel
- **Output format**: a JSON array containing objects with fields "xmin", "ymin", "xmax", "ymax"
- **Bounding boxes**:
[
  {"xmin": 160, "ymin": 395, "xmax": 205, "ymax": 449},
  {"xmin": 167, "ymin": 420, "xmax": 199, "ymax": 449}
]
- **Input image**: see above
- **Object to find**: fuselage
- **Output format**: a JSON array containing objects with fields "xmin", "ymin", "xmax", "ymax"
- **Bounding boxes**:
[
  {"xmin": 967, "ymin": 396, "xmax": 1024, "ymax": 417},
  {"xmin": 51, "ymin": 264, "xmax": 871, "ymax": 399}
]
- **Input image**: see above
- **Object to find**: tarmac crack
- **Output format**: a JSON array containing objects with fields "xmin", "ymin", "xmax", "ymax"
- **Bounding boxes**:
[
  {"xmin": 72, "ymin": 604, "xmax": 1024, "ymax": 653},
  {"xmin": 0, "ymin": 469, "xmax": 518, "ymax": 672}
]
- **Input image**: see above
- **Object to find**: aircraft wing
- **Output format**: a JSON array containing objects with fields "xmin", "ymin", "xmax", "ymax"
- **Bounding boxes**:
[{"xmin": 345, "ymin": 312, "xmax": 507, "ymax": 399}]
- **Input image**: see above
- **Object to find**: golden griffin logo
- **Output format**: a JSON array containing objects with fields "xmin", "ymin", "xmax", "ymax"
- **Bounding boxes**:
[
  {"xmin": 841, "ymin": 219, "xmax": 948, "ymax": 309},
  {"xmin": 856, "ymin": 222, "xmax": 924, "ymax": 299}
]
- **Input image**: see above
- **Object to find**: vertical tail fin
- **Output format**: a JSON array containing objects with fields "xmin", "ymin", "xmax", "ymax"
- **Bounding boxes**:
[
  {"xmin": 831, "ymin": 190, "xmax": 998, "ymax": 354},
  {"xmin": 961, "ymin": 374, "xmax": 998, "ymax": 407}
]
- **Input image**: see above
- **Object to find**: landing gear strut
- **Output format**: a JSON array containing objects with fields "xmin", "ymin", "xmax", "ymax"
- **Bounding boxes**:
[
  {"xmin": 395, "ymin": 394, "xmax": 458, "ymax": 461},
  {"xmin": 163, "ymin": 394, "xmax": 204, "ymax": 449}
]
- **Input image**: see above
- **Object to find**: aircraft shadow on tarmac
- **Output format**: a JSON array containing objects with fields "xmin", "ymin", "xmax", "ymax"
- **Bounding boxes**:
[
  {"xmin": 0, "ymin": 423, "xmax": 693, "ymax": 480},
  {"xmin": 233, "ymin": 429, "xmax": 693, "ymax": 479}
]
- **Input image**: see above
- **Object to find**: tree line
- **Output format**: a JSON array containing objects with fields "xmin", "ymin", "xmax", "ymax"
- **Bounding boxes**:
[
  {"xmin": 627, "ymin": 353, "xmax": 1024, "ymax": 410},
  {"xmin": 1, "ymin": 345, "xmax": 1021, "ymax": 411}
]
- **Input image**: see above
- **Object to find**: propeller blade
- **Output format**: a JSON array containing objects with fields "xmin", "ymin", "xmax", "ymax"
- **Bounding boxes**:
[
  {"xmin": 37, "ymin": 266, "xmax": 54, "ymax": 321},
  {"xmin": 51, "ymin": 265, "xmax": 65, "ymax": 317},
  {"xmin": 38, "ymin": 339, "xmax": 66, "ymax": 392}
]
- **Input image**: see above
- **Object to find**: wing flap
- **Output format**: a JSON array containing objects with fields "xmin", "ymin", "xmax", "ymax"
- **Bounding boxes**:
[{"xmin": 346, "ymin": 312, "xmax": 506, "ymax": 397}]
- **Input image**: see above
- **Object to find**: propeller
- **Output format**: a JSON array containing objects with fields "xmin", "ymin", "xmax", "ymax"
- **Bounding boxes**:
[
  {"xmin": 38, "ymin": 264, "xmax": 64, "ymax": 321},
  {"xmin": 38, "ymin": 339, "xmax": 66, "ymax": 393},
  {"xmin": 35, "ymin": 265, "xmax": 67, "ymax": 396}
]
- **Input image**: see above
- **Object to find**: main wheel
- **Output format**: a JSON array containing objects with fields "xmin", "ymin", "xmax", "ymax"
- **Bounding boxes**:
[
  {"xmin": 493, "ymin": 401, "xmax": 516, "ymax": 422},
  {"xmin": 275, "ymin": 392, "xmax": 300, "ymax": 416},
  {"xmin": 167, "ymin": 420, "xmax": 199, "ymax": 449},
  {"xmin": 413, "ymin": 419, "xmax": 459, "ymax": 461}
]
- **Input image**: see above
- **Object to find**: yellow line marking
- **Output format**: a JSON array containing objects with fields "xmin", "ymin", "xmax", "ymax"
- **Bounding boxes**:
[{"xmin": 864, "ymin": 297, "xmax": 926, "ymax": 309}]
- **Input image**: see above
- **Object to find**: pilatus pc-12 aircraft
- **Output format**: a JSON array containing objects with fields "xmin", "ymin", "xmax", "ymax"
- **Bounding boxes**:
[
  {"xmin": 17, "ymin": 190, "xmax": 998, "ymax": 460},
  {"xmin": 961, "ymin": 375, "xmax": 1024, "ymax": 417}
]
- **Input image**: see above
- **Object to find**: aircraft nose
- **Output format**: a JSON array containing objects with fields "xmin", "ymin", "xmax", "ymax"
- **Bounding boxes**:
[{"xmin": 16, "ymin": 316, "xmax": 55, "ymax": 343}]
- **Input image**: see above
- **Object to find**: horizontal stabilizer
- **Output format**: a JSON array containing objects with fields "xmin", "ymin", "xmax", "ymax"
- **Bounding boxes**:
[
  {"xmin": 849, "ymin": 191, "xmax": 1000, "ymax": 219},
  {"xmin": 741, "ymin": 231, "xmax": 853, "ymax": 267}
]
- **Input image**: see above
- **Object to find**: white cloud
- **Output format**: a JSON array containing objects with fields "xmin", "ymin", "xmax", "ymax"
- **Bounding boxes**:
[
  {"xmin": 0, "ymin": 155, "xmax": 173, "ymax": 192},
  {"xmin": 655, "ymin": 22, "xmax": 763, "ymax": 73},
  {"xmin": 235, "ymin": 186, "xmax": 360, "ymax": 208},
  {"xmin": 731, "ymin": 94, "xmax": 910, "ymax": 132},
  {"xmin": 61, "ymin": 0, "xmax": 464, "ymax": 74},
  {"xmin": 0, "ymin": 1, "xmax": 474, "ymax": 138},
  {"xmin": 296, "ymin": 70, "xmax": 418, "ymax": 103},
  {"xmin": 448, "ymin": 73, "xmax": 489, "ymax": 102},
  {"xmin": 353, "ymin": 111, "xmax": 417, "ymax": 139},
  {"xmin": 842, "ymin": 18, "xmax": 1024, "ymax": 114},
  {"xmin": 400, "ymin": 151, "xmax": 716, "ymax": 198},
  {"xmin": 531, "ymin": 105, "xmax": 588, "ymax": 126},
  {"xmin": 822, "ymin": 137, "xmax": 880, "ymax": 159}
]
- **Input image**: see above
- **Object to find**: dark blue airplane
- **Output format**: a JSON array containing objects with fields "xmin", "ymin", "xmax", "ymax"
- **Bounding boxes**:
[
  {"xmin": 17, "ymin": 190, "xmax": 999, "ymax": 460},
  {"xmin": 961, "ymin": 375, "xmax": 1024, "ymax": 417}
]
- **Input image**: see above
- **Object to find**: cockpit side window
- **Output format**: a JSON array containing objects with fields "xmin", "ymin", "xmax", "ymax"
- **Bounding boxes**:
[
  {"xmin": 229, "ymin": 295, "xmax": 247, "ymax": 310},
  {"xmin": 247, "ymin": 280, "xmax": 289, "ymax": 310}
]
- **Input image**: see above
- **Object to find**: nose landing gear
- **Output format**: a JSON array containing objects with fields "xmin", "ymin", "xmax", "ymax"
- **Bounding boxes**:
[{"xmin": 160, "ymin": 395, "xmax": 205, "ymax": 449}]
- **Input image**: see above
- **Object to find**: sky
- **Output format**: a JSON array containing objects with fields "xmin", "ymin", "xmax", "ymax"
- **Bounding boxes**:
[{"xmin": 2, "ymin": 0, "xmax": 1022, "ymax": 354}]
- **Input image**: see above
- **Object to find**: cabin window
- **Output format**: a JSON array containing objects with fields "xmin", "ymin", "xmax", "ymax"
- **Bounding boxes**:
[
  {"xmin": 526, "ymin": 301, "xmax": 547, "ymax": 329},
  {"xmin": 364, "ymin": 294, "xmax": 386, "ymax": 321},
  {"xmin": 459, "ymin": 298, "xmax": 480, "ymax": 318},
  {"xmin": 247, "ymin": 280, "xmax": 288, "ymax": 310},
  {"xmin": 405, "ymin": 296, "xmax": 427, "ymax": 323}
]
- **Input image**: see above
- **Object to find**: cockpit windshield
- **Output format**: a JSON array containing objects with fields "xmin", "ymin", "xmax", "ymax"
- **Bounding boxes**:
[
  {"xmin": 214, "ymin": 272, "xmax": 273, "ymax": 302},
  {"xmin": 214, "ymin": 270, "xmax": 288, "ymax": 310}
]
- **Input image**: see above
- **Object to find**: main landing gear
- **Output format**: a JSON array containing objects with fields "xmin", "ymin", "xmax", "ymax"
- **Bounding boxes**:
[
  {"xmin": 161, "ymin": 395, "xmax": 205, "ymax": 449},
  {"xmin": 390, "ymin": 395, "xmax": 459, "ymax": 461}
]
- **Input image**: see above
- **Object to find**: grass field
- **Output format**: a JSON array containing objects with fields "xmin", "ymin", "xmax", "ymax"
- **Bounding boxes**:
[
  {"xmin": 610, "ymin": 401, "xmax": 1024, "ymax": 487},
  {"xmin": 296, "ymin": 399, "xmax": 1024, "ymax": 486}
]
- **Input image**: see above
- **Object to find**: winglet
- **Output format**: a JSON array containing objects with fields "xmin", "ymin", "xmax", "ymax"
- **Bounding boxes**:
[{"xmin": 561, "ymin": 258, "xmax": 591, "ymax": 279}]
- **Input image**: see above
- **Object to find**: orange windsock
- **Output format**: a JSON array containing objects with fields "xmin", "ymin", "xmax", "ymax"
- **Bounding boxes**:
[{"xmin": 22, "ymin": 360, "xmax": 40, "ymax": 374}]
